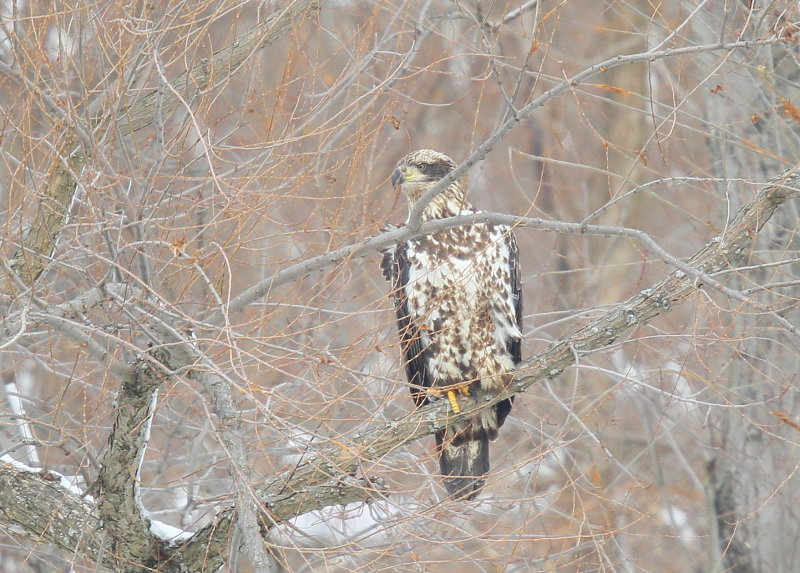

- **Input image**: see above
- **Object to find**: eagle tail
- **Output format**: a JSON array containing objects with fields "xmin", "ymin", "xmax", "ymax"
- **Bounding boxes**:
[{"xmin": 435, "ymin": 429, "xmax": 490, "ymax": 500}]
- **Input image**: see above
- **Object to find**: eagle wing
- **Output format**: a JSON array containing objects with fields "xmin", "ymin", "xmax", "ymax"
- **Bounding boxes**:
[
  {"xmin": 494, "ymin": 229, "xmax": 522, "ymax": 430},
  {"xmin": 381, "ymin": 244, "xmax": 431, "ymax": 407},
  {"xmin": 507, "ymin": 231, "xmax": 523, "ymax": 364}
]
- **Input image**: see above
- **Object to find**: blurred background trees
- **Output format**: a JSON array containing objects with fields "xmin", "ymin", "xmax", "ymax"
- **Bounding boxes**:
[{"xmin": 0, "ymin": 0, "xmax": 798, "ymax": 571}]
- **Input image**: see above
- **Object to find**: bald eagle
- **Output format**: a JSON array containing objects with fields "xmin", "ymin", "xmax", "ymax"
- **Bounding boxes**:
[{"xmin": 381, "ymin": 149, "xmax": 522, "ymax": 499}]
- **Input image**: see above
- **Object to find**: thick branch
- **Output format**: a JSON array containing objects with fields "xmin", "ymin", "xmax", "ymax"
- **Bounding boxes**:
[
  {"xmin": 2, "ymin": 137, "xmax": 84, "ymax": 292},
  {"xmin": 187, "ymin": 369, "xmax": 276, "ymax": 570},
  {"xmin": 97, "ymin": 357, "xmax": 165, "ymax": 572},
  {"xmin": 169, "ymin": 477, "xmax": 388, "ymax": 573},
  {"xmin": 0, "ymin": 462, "xmax": 104, "ymax": 557},
  {"xmin": 141, "ymin": 316, "xmax": 284, "ymax": 570}
]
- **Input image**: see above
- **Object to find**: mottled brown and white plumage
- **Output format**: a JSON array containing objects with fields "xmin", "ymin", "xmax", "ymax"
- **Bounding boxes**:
[{"xmin": 381, "ymin": 149, "xmax": 522, "ymax": 500}]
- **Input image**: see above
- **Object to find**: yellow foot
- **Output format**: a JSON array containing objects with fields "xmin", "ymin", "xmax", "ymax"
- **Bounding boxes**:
[
  {"xmin": 446, "ymin": 390, "xmax": 461, "ymax": 414},
  {"xmin": 430, "ymin": 383, "xmax": 472, "ymax": 414}
]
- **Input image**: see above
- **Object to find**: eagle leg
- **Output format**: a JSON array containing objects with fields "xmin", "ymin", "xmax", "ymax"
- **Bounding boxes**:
[
  {"xmin": 446, "ymin": 390, "xmax": 461, "ymax": 414},
  {"xmin": 429, "ymin": 382, "xmax": 472, "ymax": 414}
]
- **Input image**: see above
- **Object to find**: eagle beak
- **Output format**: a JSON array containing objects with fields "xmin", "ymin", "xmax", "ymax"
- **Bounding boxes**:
[{"xmin": 391, "ymin": 167, "xmax": 404, "ymax": 188}]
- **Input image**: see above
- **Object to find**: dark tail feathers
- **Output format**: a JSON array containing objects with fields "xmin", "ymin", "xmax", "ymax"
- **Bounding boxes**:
[{"xmin": 435, "ymin": 430, "xmax": 490, "ymax": 500}]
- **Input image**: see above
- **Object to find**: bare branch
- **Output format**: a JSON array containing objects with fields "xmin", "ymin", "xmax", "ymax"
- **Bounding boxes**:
[
  {"xmin": 97, "ymin": 357, "xmax": 165, "ymax": 572},
  {"xmin": 2, "ymin": 3, "xmax": 798, "ymax": 570},
  {"xmin": 0, "ymin": 3, "xmax": 322, "ymax": 570},
  {"xmin": 189, "ymin": 368, "xmax": 278, "ymax": 570},
  {"xmin": 1, "ymin": 137, "xmax": 85, "ymax": 293},
  {"xmin": 0, "ymin": 460, "xmax": 104, "ymax": 557},
  {"xmin": 484, "ymin": 0, "xmax": 540, "ymax": 32},
  {"xmin": 220, "ymin": 37, "xmax": 788, "ymax": 320},
  {"xmin": 93, "ymin": 0, "xmax": 321, "ymax": 137},
  {"xmin": 0, "ymin": 286, "xmax": 135, "ymax": 381}
]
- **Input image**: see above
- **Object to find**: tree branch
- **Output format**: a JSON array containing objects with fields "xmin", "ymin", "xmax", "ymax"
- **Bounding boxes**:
[
  {"xmin": 0, "ymin": 460, "xmax": 104, "ymax": 557},
  {"xmin": 1, "ymin": 136, "xmax": 85, "ymax": 294},
  {"xmin": 97, "ymin": 356, "xmax": 165, "ymax": 572},
  {"xmin": 0, "ymin": 2, "xmax": 323, "ymax": 570},
  {"xmin": 219, "ymin": 36, "xmax": 787, "ymax": 321},
  {"xmin": 404, "ymin": 37, "xmax": 786, "ymax": 228},
  {"xmin": 92, "ymin": 0, "xmax": 321, "ymax": 136}
]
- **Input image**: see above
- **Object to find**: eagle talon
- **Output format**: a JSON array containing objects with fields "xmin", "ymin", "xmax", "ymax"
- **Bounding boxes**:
[{"xmin": 446, "ymin": 390, "xmax": 461, "ymax": 414}]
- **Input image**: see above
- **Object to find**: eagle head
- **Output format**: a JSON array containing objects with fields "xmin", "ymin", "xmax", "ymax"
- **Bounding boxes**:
[{"xmin": 392, "ymin": 149, "xmax": 461, "ymax": 205}]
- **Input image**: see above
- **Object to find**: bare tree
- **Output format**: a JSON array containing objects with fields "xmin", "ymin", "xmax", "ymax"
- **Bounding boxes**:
[{"xmin": 0, "ymin": 1, "xmax": 798, "ymax": 572}]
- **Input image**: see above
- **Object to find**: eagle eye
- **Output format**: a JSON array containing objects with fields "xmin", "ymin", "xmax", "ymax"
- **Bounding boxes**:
[{"xmin": 417, "ymin": 163, "xmax": 430, "ymax": 173}]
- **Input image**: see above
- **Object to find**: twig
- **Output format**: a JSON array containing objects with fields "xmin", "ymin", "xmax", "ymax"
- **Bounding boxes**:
[
  {"xmin": 0, "ymin": 0, "xmax": 321, "ymax": 294},
  {"xmin": 483, "ymin": 0, "xmax": 540, "ymax": 32}
]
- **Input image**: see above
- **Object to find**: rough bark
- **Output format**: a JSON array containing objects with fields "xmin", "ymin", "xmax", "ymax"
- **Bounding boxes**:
[
  {"xmin": 3, "ymin": 136, "xmax": 84, "ymax": 291},
  {"xmin": 97, "ymin": 355, "xmax": 166, "ymax": 572},
  {"xmin": 0, "ymin": 464, "xmax": 104, "ymax": 556}
]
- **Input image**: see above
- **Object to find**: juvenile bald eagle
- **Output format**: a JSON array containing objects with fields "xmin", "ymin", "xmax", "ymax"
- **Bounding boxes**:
[{"xmin": 381, "ymin": 149, "xmax": 522, "ymax": 499}]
